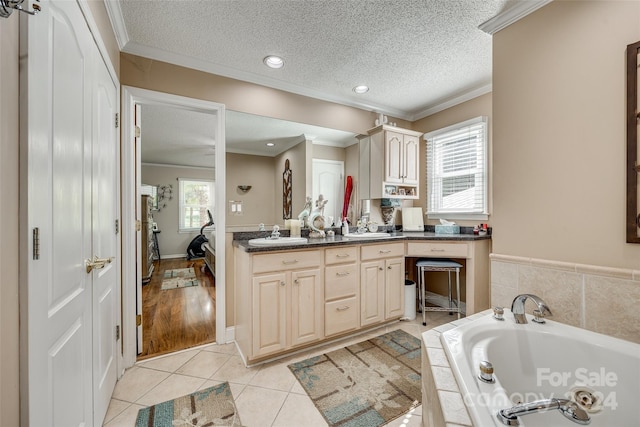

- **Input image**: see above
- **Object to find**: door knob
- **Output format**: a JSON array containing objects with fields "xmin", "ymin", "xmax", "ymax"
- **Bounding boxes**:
[{"xmin": 86, "ymin": 256, "xmax": 113, "ymax": 273}]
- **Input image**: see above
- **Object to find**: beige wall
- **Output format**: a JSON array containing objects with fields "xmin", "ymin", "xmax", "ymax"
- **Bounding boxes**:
[
  {"xmin": 493, "ymin": 0, "xmax": 640, "ymax": 269},
  {"xmin": 412, "ymin": 93, "xmax": 493, "ymax": 227},
  {"xmin": 141, "ymin": 164, "xmax": 215, "ymax": 257},
  {"xmin": 226, "ymin": 153, "xmax": 277, "ymax": 227},
  {"xmin": 1, "ymin": 14, "xmax": 20, "ymax": 427},
  {"xmin": 121, "ymin": 53, "xmax": 385, "ymax": 136}
]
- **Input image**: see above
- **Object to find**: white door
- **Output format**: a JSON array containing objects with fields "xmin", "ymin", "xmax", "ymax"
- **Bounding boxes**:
[
  {"xmin": 312, "ymin": 159, "xmax": 344, "ymax": 226},
  {"xmin": 92, "ymin": 50, "xmax": 119, "ymax": 425},
  {"xmin": 22, "ymin": 0, "xmax": 119, "ymax": 425}
]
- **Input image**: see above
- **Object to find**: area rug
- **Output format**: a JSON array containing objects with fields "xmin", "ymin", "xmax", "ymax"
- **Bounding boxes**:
[
  {"xmin": 161, "ymin": 268, "xmax": 199, "ymax": 290},
  {"xmin": 164, "ymin": 268, "xmax": 196, "ymax": 279},
  {"xmin": 288, "ymin": 329, "xmax": 421, "ymax": 427},
  {"xmin": 135, "ymin": 382, "xmax": 242, "ymax": 427}
]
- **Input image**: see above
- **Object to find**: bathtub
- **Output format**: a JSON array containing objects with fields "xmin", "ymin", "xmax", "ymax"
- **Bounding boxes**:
[{"xmin": 440, "ymin": 309, "xmax": 640, "ymax": 426}]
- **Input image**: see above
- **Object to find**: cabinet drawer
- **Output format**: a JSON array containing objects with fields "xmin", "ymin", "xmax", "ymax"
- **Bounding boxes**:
[
  {"xmin": 252, "ymin": 250, "xmax": 321, "ymax": 274},
  {"xmin": 325, "ymin": 296, "xmax": 359, "ymax": 336},
  {"xmin": 325, "ymin": 246, "xmax": 357, "ymax": 265},
  {"xmin": 406, "ymin": 241, "xmax": 468, "ymax": 258},
  {"xmin": 325, "ymin": 264, "xmax": 358, "ymax": 300},
  {"xmin": 360, "ymin": 242, "xmax": 404, "ymax": 261}
]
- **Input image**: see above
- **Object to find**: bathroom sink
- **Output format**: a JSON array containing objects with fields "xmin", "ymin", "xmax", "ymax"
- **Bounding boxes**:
[
  {"xmin": 343, "ymin": 232, "xmax": 390, "ymax": 239},
  {"xmin": 248, "ymin": 237, "xmax": 308, "ymax": 246}
]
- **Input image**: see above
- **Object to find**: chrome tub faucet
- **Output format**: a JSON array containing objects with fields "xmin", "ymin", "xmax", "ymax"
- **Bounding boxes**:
[
  {"xmin": 511, "ymin": 294, "xmax": 552, "ymax": 324},
  {"xmin": 497, "ymin": 398, "xmax": 590, "ymax": 425}
]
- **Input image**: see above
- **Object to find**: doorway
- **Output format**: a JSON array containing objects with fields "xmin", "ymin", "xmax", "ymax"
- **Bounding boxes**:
[{"xmin": 120, "ymin": 87, "xmax": 226, "ymax": 369}]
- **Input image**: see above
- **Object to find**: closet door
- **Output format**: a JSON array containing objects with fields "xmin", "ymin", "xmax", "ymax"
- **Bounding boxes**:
[{"xmin": 22, "ymin": 0, "xmax": 119, "ymax": 425}]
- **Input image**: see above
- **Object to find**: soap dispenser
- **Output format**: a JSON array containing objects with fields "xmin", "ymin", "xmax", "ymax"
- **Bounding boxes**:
[{"xmin": 341, "ymin": 219, "xmax": 349, "ymax": 235}]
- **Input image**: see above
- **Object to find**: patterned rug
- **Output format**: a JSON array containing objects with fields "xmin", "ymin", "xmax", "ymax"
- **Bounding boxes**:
[
  {"xmin": 161, "ymin": 268, "xmax": 199, "ymax": 290},
  {"xmin": 288, "ymin": 329, "xmax": 421, "ymax": 427},
  {"xmin": 135, "ymin": 382, "xmax": 242, "ymax": 427}
]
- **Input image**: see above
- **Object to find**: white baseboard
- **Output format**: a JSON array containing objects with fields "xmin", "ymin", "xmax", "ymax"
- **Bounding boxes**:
[
  {"xmin": 224, "ymin": 326, "xmax": 235, "ymax": 344},
  {"xmin": 161, "ymin": 253, "xmax": 189, "ymax": 259}
]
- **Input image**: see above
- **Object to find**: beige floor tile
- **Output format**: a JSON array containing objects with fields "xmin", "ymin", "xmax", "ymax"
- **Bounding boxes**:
[
  {"xmin": 136, "ymin": 373, "xmax": 206, "ymax": 406},
  {"xmin": 272, "ymin": 392, "xmax": 327, "ymax": 427},
  {"xmin": 202, "ymin": 341, "xmax": 239, "ymax": 355},
  {"xmin": 235, "ymin": 385, "xmax": 288, "ymax": 426},
  {"xmin": 176, "ymin": 350, "xmax": 232, "ymax": 378},
  {"xmin": 383, "ymin": 406, "xmax": 422, "ymax": 427},
  {"xmin": 102, "ymin": 402, "xmax": 145, "ymax": 427},
  {"xmin": 289, "ymin": 379, "xmax": 306, "ymax": 395},
  {"xmin": 248, "ymin": 361, "xmax": 297, "ymax": 392},
  {"xmin": 137, "ymin": 349, "xmax": 199, "ymax": 373},
  {"xmin": 210, "ymin": 354, "xmax": 260, "ymax": 384},
  {"xmin": 103, "ymin": 399, "xmax": 131, "ymax": 424},
  {"xmin": 111, "ymin": 366, "xmax": 170, "ymax": 403}
]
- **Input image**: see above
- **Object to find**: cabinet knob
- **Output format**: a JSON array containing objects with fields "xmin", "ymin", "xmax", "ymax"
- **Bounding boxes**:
[
  {"xmin": 336, "ymin": 305, "xmax": 350, "ymax": 311},
  {"xmin": 379, "ymin": 267, "xmax": 384, "ymax": 271},
  {"xmin": 387, "ymin": 265, "xmax": 392, "ymax": 269},
  {"xmin": 336, "ymin": 271, "xmax": 350, "ymax": 277},
  {"xmin": 294, "ymin": 279, "xmax": 299, "ymax": 284},
  {"xmin": 280, "ymin": 281, "xmax": 285, "ymax": 286},
  {"xmin": 282, "ymin": 259, "xmax": 299, "ymax": 265}
]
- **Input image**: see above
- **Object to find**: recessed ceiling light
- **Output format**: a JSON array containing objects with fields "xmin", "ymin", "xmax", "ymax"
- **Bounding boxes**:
[
  {"xmin": 263, "ymin": 55, "xmax": 284, "ymax": 69},
  {"xmin": 353, "ymin": 85, "xmax": 369, "ymax": 94},
  {"xmin": 266, "ymin": 142, "xmax": 275, "ymax": 147}
]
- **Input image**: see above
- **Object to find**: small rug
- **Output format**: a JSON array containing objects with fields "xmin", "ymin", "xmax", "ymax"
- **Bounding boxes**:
[
  {"xmin": 161, "ymin": 267, "xmax": 199, "ymax": 290},
  {"xmin": 135, "ymin": 382, "xmax": 242, "ymax": 427},
  {"xmin": 288, "ymin": 329, "xmax": 421, "ymax": 427},
  {"xmin": 164, "ymin": 268, "xmax": 196, "ymax": 279}
]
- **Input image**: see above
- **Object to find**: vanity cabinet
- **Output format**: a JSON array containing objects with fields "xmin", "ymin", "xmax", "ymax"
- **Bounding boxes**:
[
  {"xmin": 358, "ymin": 125, "xmax": 422, "ymax": 199},
  {"xmin": 324, "ymin": 246, "xmax": 359, "ymax": 336},
  {"xmin": 239, "ymin": 249, "xmax": 324, "ymax": 359},
  {"xmin": 360, "ymin": 242, "xmax": 405, "ymax": 326}
]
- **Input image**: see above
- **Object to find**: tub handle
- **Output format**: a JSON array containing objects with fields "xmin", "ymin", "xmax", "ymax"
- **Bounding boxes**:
[{"xmin": 478, "ymin": 360, "xmax": 495, "ymax": 383}]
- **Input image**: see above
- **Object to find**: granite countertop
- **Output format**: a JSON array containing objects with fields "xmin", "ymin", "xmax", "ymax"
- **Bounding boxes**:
[{"xmin": 234, "ymin": 229, "xmax": 491, "ymax": 253}]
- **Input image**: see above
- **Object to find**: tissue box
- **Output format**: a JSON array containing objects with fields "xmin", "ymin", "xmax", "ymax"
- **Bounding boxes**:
[{"xmin": 435, "ymin": 224, "xmax": 460, "ymax": 234}]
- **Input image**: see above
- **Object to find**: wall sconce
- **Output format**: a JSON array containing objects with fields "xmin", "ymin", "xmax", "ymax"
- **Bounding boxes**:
[{"xmin": 237, "ymin": 185, "xmax": 252, "ymax": 193}]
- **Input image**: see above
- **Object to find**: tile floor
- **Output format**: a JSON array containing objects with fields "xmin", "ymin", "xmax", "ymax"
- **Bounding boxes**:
[{"xmin": 103, "ymin": 311, "xmax": 457, "ymax": 427}]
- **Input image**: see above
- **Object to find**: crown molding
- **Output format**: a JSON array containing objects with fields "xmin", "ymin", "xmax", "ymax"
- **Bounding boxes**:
[
  {"xmin": 479, "ymin": 0, "xmax": 552, "ymax": 35},
  {"xmin": 411, "ymin": 84, "xmax": 492, "ymax": 121},
  {"xmin": 104, "ymin": 0, "xmax": 129, "ymax": 50}
]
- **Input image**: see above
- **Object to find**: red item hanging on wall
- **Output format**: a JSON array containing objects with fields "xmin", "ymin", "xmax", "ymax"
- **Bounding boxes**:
[{"xmin": 342, "ymin": 175, "xmax": 353, "ymax": 222}]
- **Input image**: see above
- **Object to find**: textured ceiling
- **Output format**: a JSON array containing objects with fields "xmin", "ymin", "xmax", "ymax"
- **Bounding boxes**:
[{"xmin": 116, "ymin": 0, "xmax": 514, "ymax": 120}]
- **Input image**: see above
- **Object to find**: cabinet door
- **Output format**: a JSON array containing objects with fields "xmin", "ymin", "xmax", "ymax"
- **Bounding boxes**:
[
  {"xmin": 252, "ymin": 273, "xmax": 287, "ymax": 356},
  {"xmin": 360, "ymin": 260, "xmax": 385, "ymax": 326},
  {"xmin": 385, "ymin": 257, "xmax": 405, "ymax": 319},
  {"xmin": 291, "ymin": 269, "xmax": 323, "ymax": 346},
  {"xmin": 385, "ymin": 131, "xmax": 404, "ymax": 184},
  {"xmin": 403, "ymin": 135, "xmax": 420, "ymax": 184}
]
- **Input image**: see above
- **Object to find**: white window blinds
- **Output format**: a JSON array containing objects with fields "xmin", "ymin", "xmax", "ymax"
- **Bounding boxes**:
[{"xmin": 425, "ymin": 116, "xmax": 488, "ymax": 218}]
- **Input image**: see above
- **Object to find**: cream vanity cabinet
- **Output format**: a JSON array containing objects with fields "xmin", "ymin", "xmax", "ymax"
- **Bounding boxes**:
[
  {"xmin": 360, "ymin": 242, "xmax": 405, "ymax": 326},
  {"xmin": 236, "ymin": 248, "xmax": 323, "ymax": 360},
  {"xmin": 324, "ymin": 246, "xmax": 359, "ymax": 337},
  {"xmin": 358, "ymin": 125, "xmax": 422, "ymax": 199}
]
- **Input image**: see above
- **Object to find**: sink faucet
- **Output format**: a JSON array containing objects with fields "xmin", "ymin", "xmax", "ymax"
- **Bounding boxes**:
[
  {"xmin": 497, "ymin": 398, "xmax": 590, "ymax": 426},
  {"xmin": 511, "ymin": 294, "xmax": 552, "ymax": 324}
]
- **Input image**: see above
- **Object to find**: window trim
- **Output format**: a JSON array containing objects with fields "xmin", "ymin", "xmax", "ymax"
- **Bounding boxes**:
[
  {"xmin": 178, "ymin": 177, "xmax": 215, "ymax": 233},
  {"xmin": 425, "ymin": 116, "xmax": 489, "ymax": 221}
]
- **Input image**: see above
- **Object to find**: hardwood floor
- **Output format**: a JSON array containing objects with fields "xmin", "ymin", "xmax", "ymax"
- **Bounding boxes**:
[{"xmin": 138, "ymin": 258, "xmax": 216, "ymax": 360}]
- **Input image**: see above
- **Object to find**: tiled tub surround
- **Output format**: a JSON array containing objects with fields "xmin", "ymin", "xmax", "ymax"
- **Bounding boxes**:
[
  {"xmin": 490, "ymin": 254, "xmax": 640, "ymax": 344},
  {"xmin": 422, "ymin": 310, "xmax": 640, "ymax": 427}
]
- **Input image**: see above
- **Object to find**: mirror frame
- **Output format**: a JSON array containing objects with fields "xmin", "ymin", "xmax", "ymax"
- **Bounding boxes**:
[{"xmin": 626, "ymin": 40, "xmax": 640, "ymax": 243}]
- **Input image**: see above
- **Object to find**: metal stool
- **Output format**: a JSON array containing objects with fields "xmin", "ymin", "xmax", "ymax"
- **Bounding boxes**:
[{"xmin": 416, "ymin": 258, "xmax": 462, "ymax": 326}]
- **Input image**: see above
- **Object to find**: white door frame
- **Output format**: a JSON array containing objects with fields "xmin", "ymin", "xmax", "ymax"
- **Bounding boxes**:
[{"xmin": 120, "ymin": 86, "xmax": 226, "ymax": 369}]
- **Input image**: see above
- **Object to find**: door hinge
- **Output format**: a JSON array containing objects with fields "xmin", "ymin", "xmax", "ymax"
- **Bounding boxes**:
[
  {"xmin": 32, "ymin": 227, "xmax": 40, "ymax": 260},
  {"xmin": 115, "ymin": 219, "xmax": 119, "ymax": 234},
  {"xmin": 115, "ymin": 325, "xmax": 120, "ymax": 341},
  {"xmin": 136, "ymin": 314, "xmax": 142, "ymax": 327},
  {"xmin": 115, "ymin": 113, "xmax": 119, "ymax": 128},
  {"xmin": 136, "ymin": 220, "xmax": 141, "ymax": 231},
  {"xmin": 135, "ymin": 125, "xmax": 141, "ymax": 138}
]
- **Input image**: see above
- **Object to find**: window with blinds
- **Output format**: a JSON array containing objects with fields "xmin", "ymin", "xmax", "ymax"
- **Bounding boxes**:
[{"xmin": 425, "ymin": 116, "xmax": 488, "ymax": 219}]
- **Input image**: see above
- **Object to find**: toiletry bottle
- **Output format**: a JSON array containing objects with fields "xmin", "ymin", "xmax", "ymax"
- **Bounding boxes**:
[{"xmin": 341, "ymin": 219, "xmax": 349, "ymax": 235}]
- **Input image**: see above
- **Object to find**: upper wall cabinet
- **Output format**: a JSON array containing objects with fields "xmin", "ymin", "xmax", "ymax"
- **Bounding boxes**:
[{"xmin": 358, "ymin": 125, "xmax": 423, "ymax": 199}]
